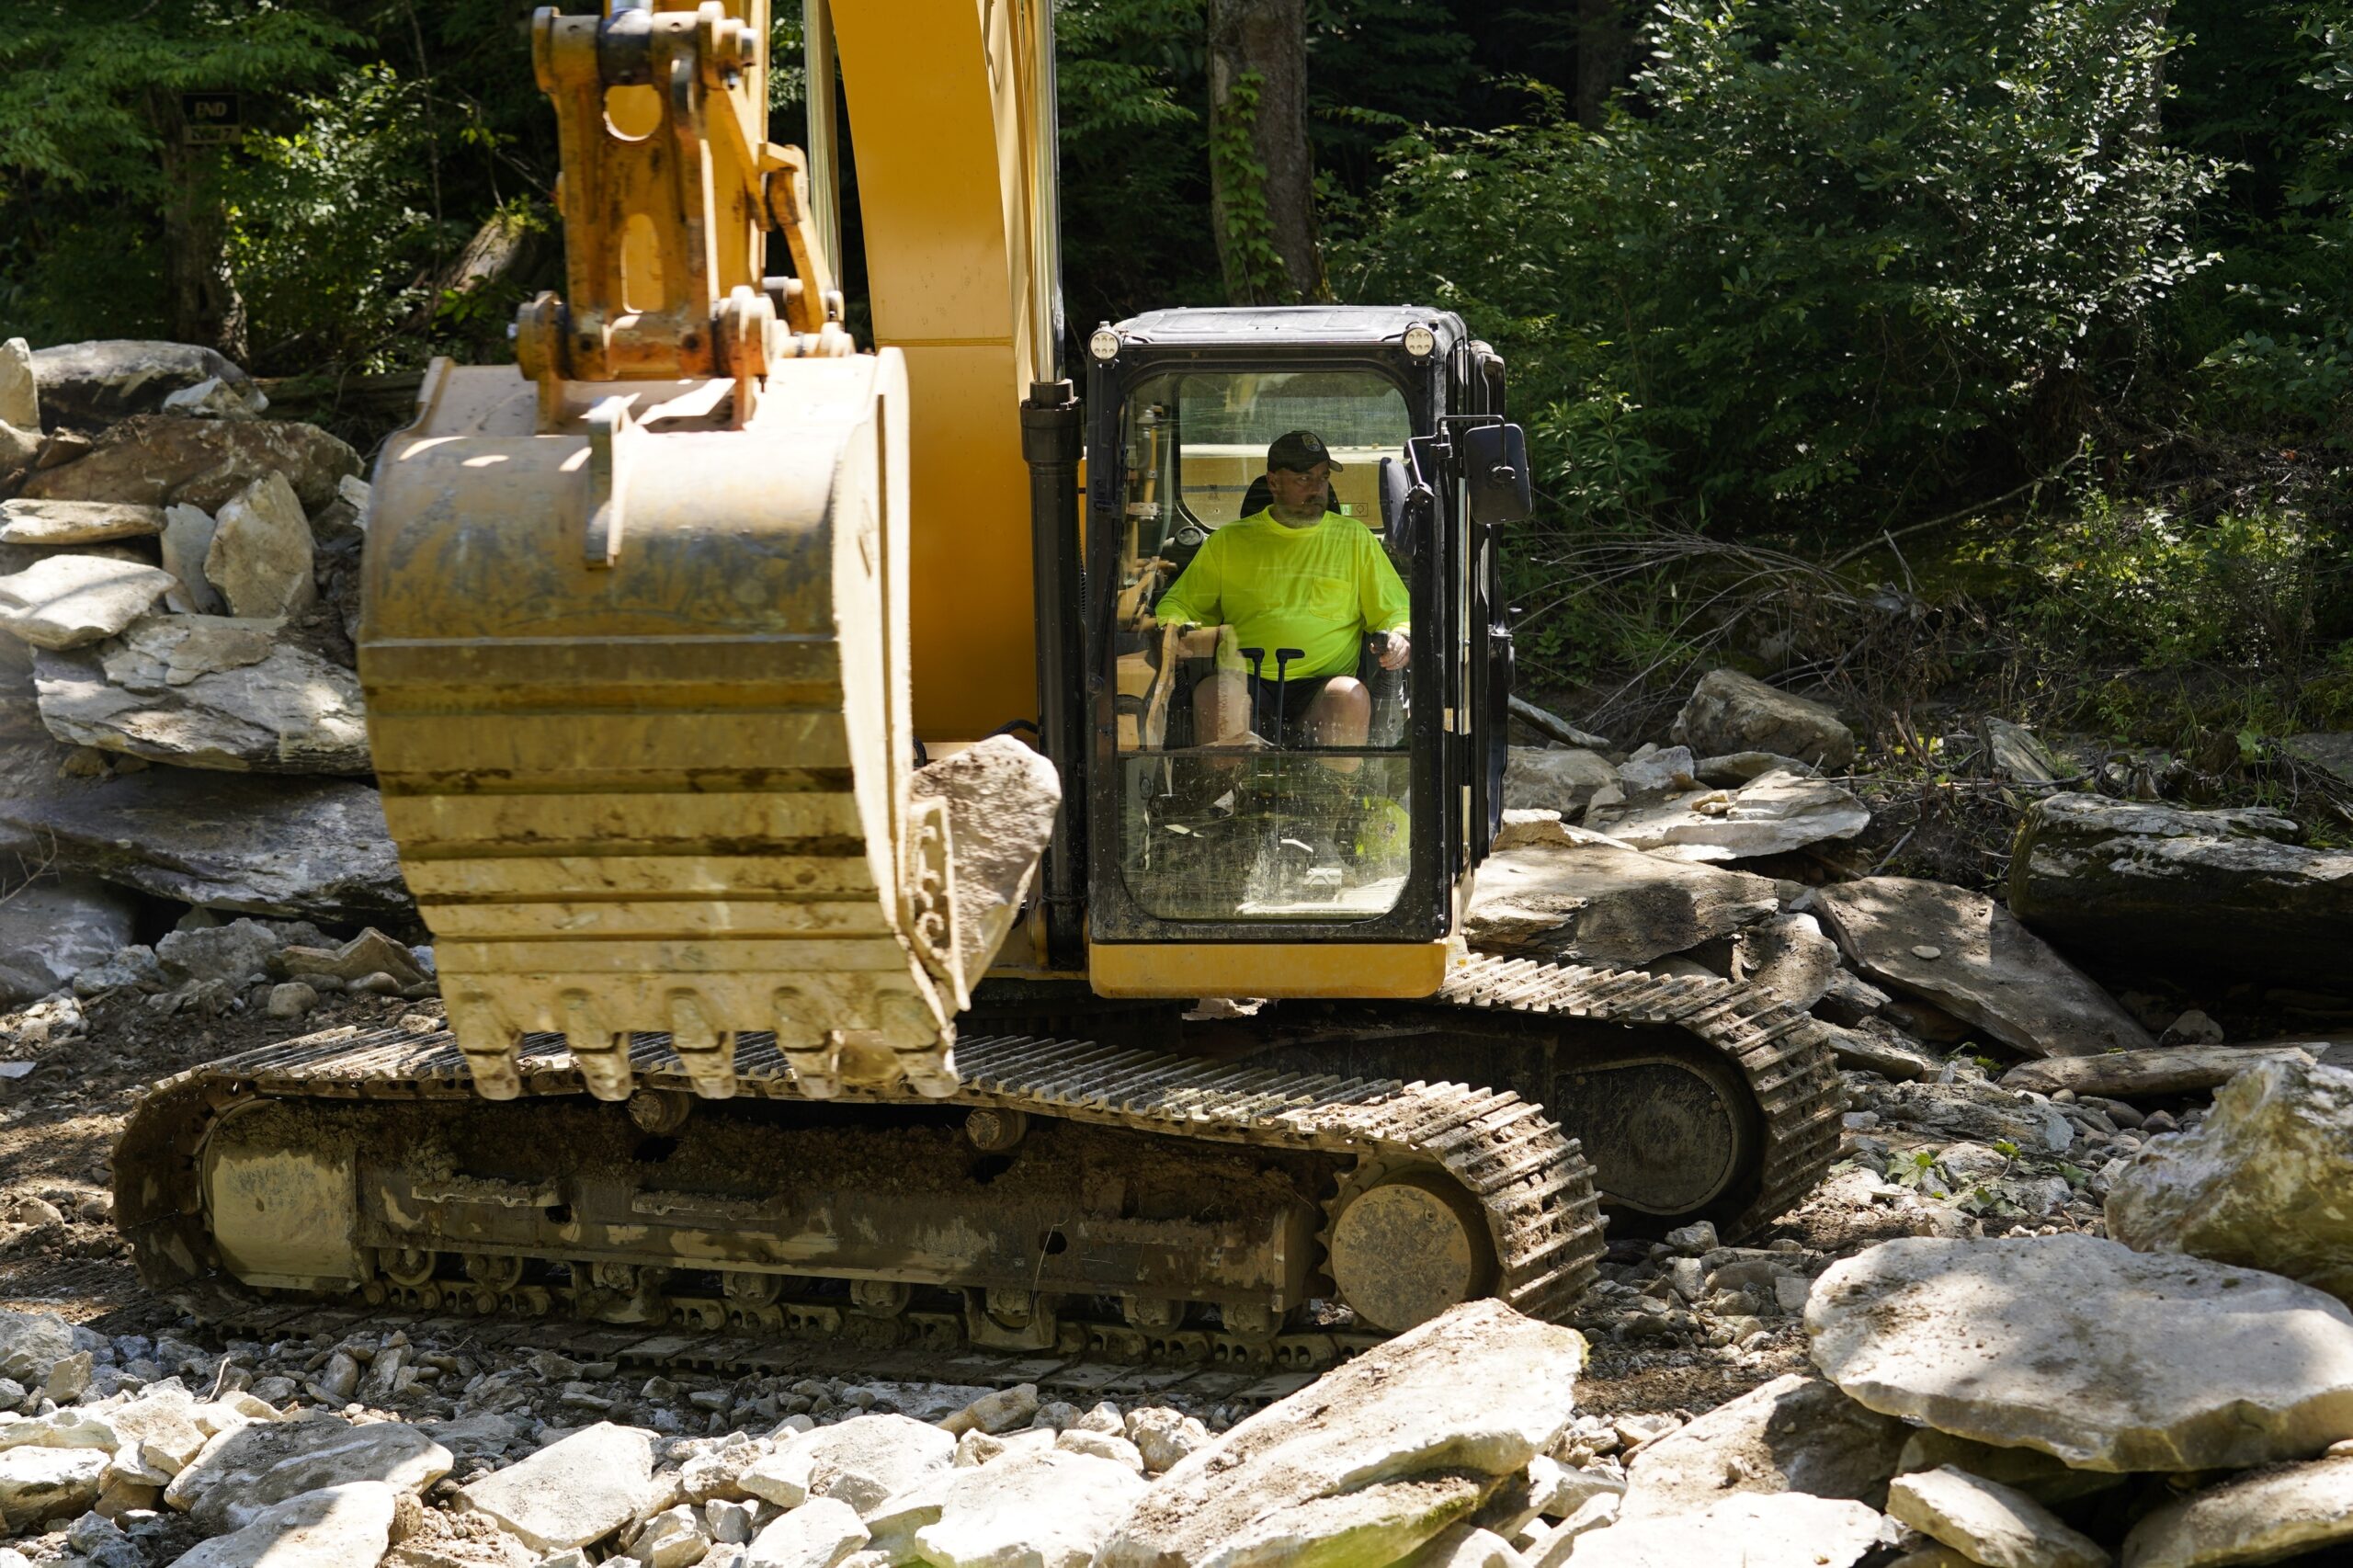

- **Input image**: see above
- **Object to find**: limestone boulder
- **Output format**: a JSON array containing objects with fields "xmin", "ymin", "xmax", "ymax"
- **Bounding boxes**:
[
  {"xmin": 1886, "ymin": 1466, "xmax": 2105, "ymax": 1568},
  {"xmin": 0, "ymin": 500, "xmax": 165, "ymax": 547},
  {"xmin": 1463, "ymin": 836, "xmax": 1779, "ymax": 966},
  {"xmin": 1812, "ymin": 878, "xmax": 2151, "ymax": 1058},
  {"xmin": 0, "ymin": 875, "xmax": 139, "ymax": 1002},
  {"xmin": 1807, "ymin": 1235, "xmax": 2353, "ymax": 1471},
  {"xmin": 1098, "ymin": 1300, "xmax": 1586, "ymax": 1568},
  {"xmin": 916, "ymin": 1449, "xmax": 1144, "ymax": 1568},
  {"xmin": 159, "ymin": 505, "xmax": 224, "ymax": 614},
  {"xmin": 0, "ymin": 339, "xmax": 36, "ymax": 428},
  {"xmin": 1620, "ymin": 1373, "xmax": 1907, "ymax": 1518},
  {"xmin": 0, "ymin": 1445, "xmax": 105, "ymax": 1528},
  {"xmin": 155, "ymin": 919, "xmax": 283, "ymax": 984},
  {"xmin": 743, "ymin": 1414, "xmax": 952, "ymax": 1517},
  {"xmin": 2009, "ymin": 794, "xmax": 2353, "ymax": 982},
  {"xmin": 0, "ymin": 1310, "xmax": 77, "ymax": 1384},
  {"xmin": 2000, "ymin": 1044, "xmax": 2329, "ymax": 1100},
  {"xmin": 173, "ymin": 1481, "xmax": 399, "ymax": 1568},
  {"xmin": 456, "ymin": 1422, "xmax": 656, "ymax": 1554},
  {"xmin": 744, "ymin": 1494, "xmax": 865, "ymax": 1567},
  {"xmin": 2122, "ymin": 1452, "xmax": 2353, "ymax": 1568},
  {"xmin": 25, "ymin": 341, "xmax": 248, "ymax": 430},
  {"xmin": 0, "ymin": 768, "xmax": 413, "ymax": 921},
  {"xmin": 1671, "ymin": 669, "xmax": 1856, "ymax": 768},
  {"xmin": 0, "ymin": 554, "xmax": 176, "ymax": 651},
  {"xmin": 204, "ymin": 473, "xmax": 314, "ymax": 619},
  {"xmin": 1734, "ymin": 912, "xmax": 1840, "ymax": 1012},
  {"xmin": 1697, "ymin": 750, "xmax": 1818, "ymax": 786},
  {"xmin": 34, "ymin": 615, "xmax": 369, "ymax": 774},
  {"xmin": 166, "ymin": 1411, "xmax": 450, "ymax": 1534},
  {"xmin": 1505, "ymin": 746, "xmax": 1618, "ymax": 818},
  {"xmin": 1567, "ymin": 1493, "xmax": 1881, "ymax": 1568},
  {"xmin": 910, "ymin": 736, "xmax": 1063, "ymax": 989},
  {"xmin": 1586, "ymin": 770, "xmax": 1869, "ymax": 863},
  {"xmin": 2107, "ymin": 1056, "xmax": 2353, "ymax": 1307},
  {"xmin": 23, "ymin": 413, "xmax": 358, "ymax": 515}
]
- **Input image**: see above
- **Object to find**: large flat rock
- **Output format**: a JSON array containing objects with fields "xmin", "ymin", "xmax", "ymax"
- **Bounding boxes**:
[
  {"xmin": 0, "ymin": 499, "xmax": 165, "ymax": 546},
  {"xmin": 1620, "ymin": 1373, "xmax": 1907, "ymax": 1518},
  {"xmin": 1567, "ymin": 1493, "xmax": 1881, "ymax": 1568},
  {"xmin": 1670, "ymin": 669, "xmax": 1856, "ymax": 768},
  {"xmin": 916, "ymin": 1449, "xmax": 1145, "ymax": 1568},
  {"xmin": 2121, "ymin": 1452, "xmax": 2353, "ymax": 1568},
  {"xmin": 2009, "ymin": 794, "xmax": 2353, "ymax": 981},
  {"xmin": 166, "ymin": 1411, "xmax": 449, "ymax": 1534},
  {"xmin": 26, "ymin": 341, "xmax": 249, "ymax": 430},
  {"xmin": 1586, "ymin": 769, "xmax": 1869, "ymax": 863},
  {"xmin": 2107, "ymin": 1057, "xmax": 2353, "ymax": 1308},
  {"xmin": 1464, "ymin": 836, "xmax": 1779, "ymax": 966},
  {"xmin": 22, "ymin": 412, "xmax": 358, "ymax": 514},
  {"xmin": 2000, "ymin": 1043, "xmax": 2332, "ymax": 1099},
  {"xmin": 1098, "ymin": 1300, "xmax": 1586, "ymax": 1568},
  {"xmin": 0, "ymin": 875, "xmax": 138, "ymax": 1002},
  {"xmin": 0, "ymin": 553, "xmax": 176, "ymax": 651},
  {"xmin": 1886, "ymin": 1466, "xmax": 2105, "ymax": 1568},
  {"xmin": 34, "ymin": 615, "xmax": 369, "ymax": 774},
  {"xmin": 456, "ymin": 1423, "xmax": 655, "ymax": 1554},
  {"xmin": 172, "ymin": 1480, "xmax": 399, "ymax": 1568},
  {"xmin": 1505, "ymin": 746, "xmax": 1619, "ymax": 818},
  {"xmin": 1813, "ymin": 878, "xmax": 2151, "ymax": 1058},
  {"xmin": 1806, "ymin": 1235, "xmax": 2353, "ymax": 1471},
  {"xmin": 0, "ymin": 767, "xmax": 411, "ymax": 921}
]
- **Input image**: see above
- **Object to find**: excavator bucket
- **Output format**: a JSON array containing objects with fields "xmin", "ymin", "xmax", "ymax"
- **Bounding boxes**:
[
  {"xmin": 359, "ymin": 352, "xmax": 965, "ymax": 1104},
  {"xmin": 355, "ymin": 1, "xmax": 986, "ymax": 1106}
]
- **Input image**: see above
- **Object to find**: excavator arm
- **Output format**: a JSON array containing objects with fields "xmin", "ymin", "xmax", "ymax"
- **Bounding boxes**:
[{"xmin": 358, "ymin": 0, "xmax": 1054, "ymax": 1105}]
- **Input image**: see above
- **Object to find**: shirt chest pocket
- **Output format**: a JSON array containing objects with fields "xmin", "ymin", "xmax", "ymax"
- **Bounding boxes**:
[{"xmin": 1301, "ymin": 574, "xmax": 1354, "ymax": 625}]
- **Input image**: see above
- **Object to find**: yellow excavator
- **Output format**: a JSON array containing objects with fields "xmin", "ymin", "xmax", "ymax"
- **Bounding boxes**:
[{"xmin": 116, "ymin": 0, "xmax": 1837, "ymax": 1360}]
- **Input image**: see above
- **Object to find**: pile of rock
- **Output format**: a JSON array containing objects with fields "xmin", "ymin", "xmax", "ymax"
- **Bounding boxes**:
[
  {"xmin": 65, "ymin": 917, "xmax": 433, "ymax": 1027},
  {"xmin": 0, "ymin": 1296, "xmax": 1623, "ymax": 1568},
  {"xmin": 0, "ymin": 338, "xmax": 402, "ymax": 1007}
]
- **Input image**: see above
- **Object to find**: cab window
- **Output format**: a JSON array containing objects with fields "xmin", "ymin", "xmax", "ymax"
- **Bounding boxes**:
[{"xmin": 1107, "ymin": 369, "xmax": 1415, "ymax": 924}]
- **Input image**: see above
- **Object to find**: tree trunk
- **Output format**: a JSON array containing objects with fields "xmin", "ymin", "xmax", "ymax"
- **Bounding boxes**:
[
  {"xmin": 152, "ymin": 94, "xmax": 248, "ymax": 361},
  {"xmin": 1206, "ymin": 0, "xmax": 1326, "ymax": 305},
  {"xmin": 1575, "ymin": 0, "xmax": 1631, "ymax": 130}
]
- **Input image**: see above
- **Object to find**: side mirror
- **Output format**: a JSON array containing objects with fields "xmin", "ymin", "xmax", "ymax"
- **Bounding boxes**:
[
  {"xmin": 1378, "ymin": 453, "xmax": 1431, "ymax": 558},
  {"xmin": 1461, "ymin": 422, "xmax": 1533, "ymax": 525}
]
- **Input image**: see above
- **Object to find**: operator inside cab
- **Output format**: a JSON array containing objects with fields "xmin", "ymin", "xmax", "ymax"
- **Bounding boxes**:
[{"xmin": 1148, "ymin": 429, "xmax": 1412, "ymax": 749}]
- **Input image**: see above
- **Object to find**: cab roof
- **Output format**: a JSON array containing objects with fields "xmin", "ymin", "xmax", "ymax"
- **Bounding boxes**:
[{"xmin": 1108, "ymin": 305, "xmax": 1466, "ymax": 354}]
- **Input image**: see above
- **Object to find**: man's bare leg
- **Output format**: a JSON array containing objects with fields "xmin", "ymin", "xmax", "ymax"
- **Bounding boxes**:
[
  {"xmin": 1303, "ymin": 677, "xmax": 1370, "ymax": 772},
  {"xmin": 1192, "ymin": 670, "xmax": 1256, "ymax": 746}
]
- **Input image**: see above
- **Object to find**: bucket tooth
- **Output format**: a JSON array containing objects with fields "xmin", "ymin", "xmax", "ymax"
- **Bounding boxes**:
[
  {"xmin": 773, "ymin": 988, "xmax": 839, "ymax": 1098},
  {"xmin": 562, "ymin": 991, "xmax": 635, "ymax": 1102},
  {"xmin": 449, "ymin": 993, "xmax": 523, "ymax": 1101},
  {"xmin": 667, "ymin": 990, "xmax": 738, "ymax": 1099}
]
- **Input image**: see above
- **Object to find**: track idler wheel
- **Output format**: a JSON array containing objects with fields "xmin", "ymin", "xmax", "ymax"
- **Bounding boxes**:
[{"xmin": 1327, "ymin": 1166, "xmax": 1497, "ymax": 1333}]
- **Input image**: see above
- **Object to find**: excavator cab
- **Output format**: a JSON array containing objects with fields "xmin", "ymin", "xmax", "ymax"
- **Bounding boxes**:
[{"xmin": 1078, "ymin": 308, "xmax": 1529, "ymax": 999}]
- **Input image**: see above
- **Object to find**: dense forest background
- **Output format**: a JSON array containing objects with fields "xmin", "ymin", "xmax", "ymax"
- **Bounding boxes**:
[{"xmin": 5, "ymin": 0, "xmax": 2350, "ymax": 775}]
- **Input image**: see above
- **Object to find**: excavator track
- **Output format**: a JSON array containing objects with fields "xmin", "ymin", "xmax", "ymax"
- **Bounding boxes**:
[
  {"xmin": 117, "ymin": 1025, "xmax": 1604, "ymax": 1377},
  {"xmin": 113, "ymin": 959, "xmax": 1836, "ymax": 1381},
  {"xmin": 1435, "ymin": 955, "xmax": 1843, "ymax": 1241}
]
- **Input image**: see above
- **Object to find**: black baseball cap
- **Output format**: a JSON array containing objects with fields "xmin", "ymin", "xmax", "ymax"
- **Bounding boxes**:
[{"xmin": 1267, "ymin": 429, "xmax": 1343, "ymax": 472}]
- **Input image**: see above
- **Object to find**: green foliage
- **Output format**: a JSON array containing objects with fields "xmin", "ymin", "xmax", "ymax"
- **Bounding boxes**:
[
  {"xmin": 1340, "ymin": 0, "xmax": 2223, "ymax": 534},
  {"xmin": 1974, "ymin": 489, "xmax": 2330, "ymax": 672},
  {"xmin": 1208, "ymin": 72, "xmax": 1297, "ymax": 302}
]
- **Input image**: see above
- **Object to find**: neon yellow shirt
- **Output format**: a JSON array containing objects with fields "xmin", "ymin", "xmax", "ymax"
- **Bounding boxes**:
[{"xmin": 1153, "ymin": 508, "xmax": 1410, "ymax": 681}]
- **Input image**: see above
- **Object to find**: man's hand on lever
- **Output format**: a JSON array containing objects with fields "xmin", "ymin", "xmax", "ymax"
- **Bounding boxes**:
[{"xmin": 1377, "ymin": 630, "xmax": 1411, "ymax": 671}]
